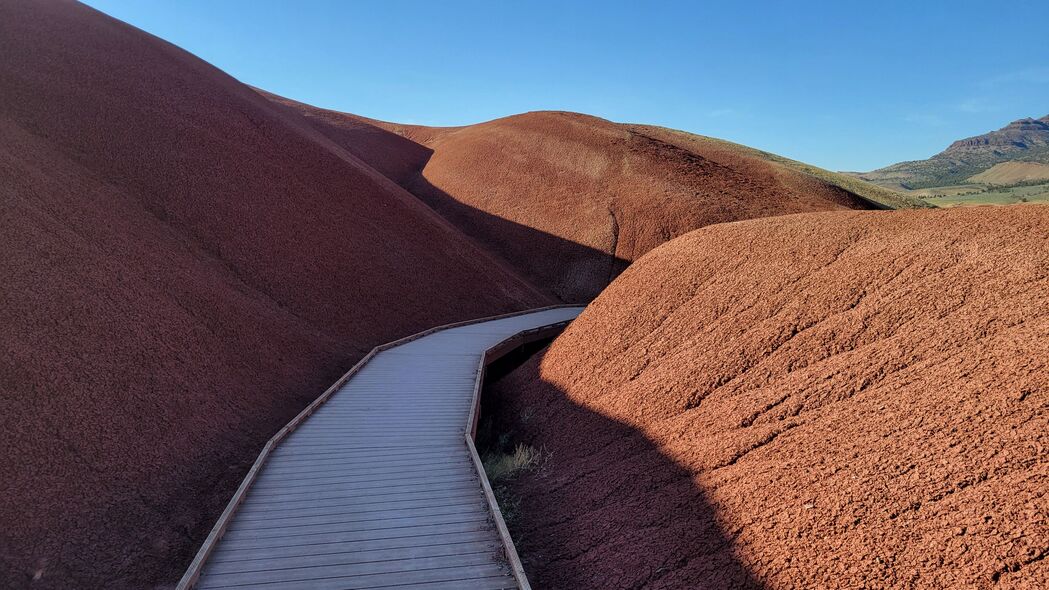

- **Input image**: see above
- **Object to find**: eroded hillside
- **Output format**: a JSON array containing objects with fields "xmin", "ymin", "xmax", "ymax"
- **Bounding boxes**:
[
  {"xmin": 490, "ymin": 205, "xmax": 1048, "ymax": 589},
  {"xmin": 0, "ymin": 2, "xmax": 545, "ymax": 587},
  {"xmin": 272, "ymin": 100, "xmax": 891, "ymax": 301}
]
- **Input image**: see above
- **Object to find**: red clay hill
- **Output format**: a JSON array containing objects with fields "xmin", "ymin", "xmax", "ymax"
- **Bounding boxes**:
[
  {"xmin": 0, "ymin": 2, "xmax": 546, "ymax": 588},
  {"xmin": 490, "ymin": 205, "xmax": 1048, "ymax": 589},
  {"xmin": 270, "ymin": 98, "xmax": 890, "ymax": 301},
  {"xmin": 0, "ymin": 2, "xmax": 946, "ymax": 589}
]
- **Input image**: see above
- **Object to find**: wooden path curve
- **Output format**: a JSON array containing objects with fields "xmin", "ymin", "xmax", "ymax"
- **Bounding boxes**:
[{"xmin": 179, "ymin": 306, "xmax": 584, "ymax": 590}]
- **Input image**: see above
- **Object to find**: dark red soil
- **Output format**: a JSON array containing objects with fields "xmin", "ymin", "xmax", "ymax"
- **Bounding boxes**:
[
  {"xmin": 0, "ymin": 2, "xmax": 547, "ymax": 588},
  {"xmin": 273, "ymin": 103, "xmax": 878, "ymax": 302},
  {"xmin": 491, "ymin": 206, "xmax": 1049, "ymax": 589},
  {"xmin": 8, "ymin": 2, "xmax": 1045, "ymax": 589}
]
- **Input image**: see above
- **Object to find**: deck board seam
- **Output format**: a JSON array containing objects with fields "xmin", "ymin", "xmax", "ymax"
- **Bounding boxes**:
[{"xmin": 179, "ymin": 306, "xmax": 582, "ymax": 589}]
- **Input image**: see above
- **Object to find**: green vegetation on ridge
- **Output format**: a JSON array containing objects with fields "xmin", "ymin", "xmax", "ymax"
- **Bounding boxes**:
[
  {"xmin": 643, "ymin": 127, "xmax": 930, "ymax": 209},
  {"xmin": 854, "ymin": 115, "xmax": 1049, "ymax": 192},
  {"xmin": 918, "ymin": 180, "xmax": 1049, "ymax": 208}
]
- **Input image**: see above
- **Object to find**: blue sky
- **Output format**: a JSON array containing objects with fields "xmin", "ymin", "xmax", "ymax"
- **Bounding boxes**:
[{"xmin": 83, "ymin": 0, "xmax": 1049, "ymax": 171}]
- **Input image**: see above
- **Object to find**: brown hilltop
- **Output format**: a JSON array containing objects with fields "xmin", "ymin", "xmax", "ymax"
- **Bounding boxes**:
[
  {"xmin": 0, "ymin": 1, "xmax": 546, "ymax": 588},
  {"xmin": 489, "ymin": 205, "xmax": 1049, "ymax": 589},
  {"xmin": 272, "ymin": 101, "xmax": 883, "ymax": 301}
]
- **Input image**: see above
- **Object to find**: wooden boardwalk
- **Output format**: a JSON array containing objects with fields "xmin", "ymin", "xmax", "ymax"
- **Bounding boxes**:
[{"xmin": 181, "ymin": 306, "xmax": 584, "ymax": 590}]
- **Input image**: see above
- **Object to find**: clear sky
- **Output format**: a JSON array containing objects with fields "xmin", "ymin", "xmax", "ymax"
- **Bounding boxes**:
[{"xmin": 82, "ymin": 0, "xmax": 1049, "ymax": 171}]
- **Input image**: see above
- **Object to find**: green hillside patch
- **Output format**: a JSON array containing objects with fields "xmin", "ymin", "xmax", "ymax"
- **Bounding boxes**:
[
  {"xmin": 858, "ymin": 115, "xmax": 1049, "ymax": 190},
  {"xmin": 920, "ymin": 181, "xmax": 1049, "ymax": 207},
  {"xmin": 968, "ymin": 161, "xmax": 1049, "ymax": 184},
  {"xmin": 645, "ymin": 128, "xmax": 929, "ymax": 209}
]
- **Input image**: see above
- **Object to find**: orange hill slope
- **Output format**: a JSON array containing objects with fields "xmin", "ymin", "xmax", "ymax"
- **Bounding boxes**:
[
  {"xmin": 0, "ymin": 2, "xmax": 546, "ymax": 588},
  {"xmin": 490, "ymin": 205, "xmax": 1049, "ymax": 589},
  {"xmin": 271, "ymin": 100, "xmax": 883, "ymax": 301}
]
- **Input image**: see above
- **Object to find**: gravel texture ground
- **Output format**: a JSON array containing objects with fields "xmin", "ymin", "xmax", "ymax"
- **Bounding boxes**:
[{"xmin": 491, "ymin": 206, "xmax": 1048, "ymax": 589}]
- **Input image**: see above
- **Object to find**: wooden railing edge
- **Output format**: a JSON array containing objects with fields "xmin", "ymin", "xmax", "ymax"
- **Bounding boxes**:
[
  {"xmin": 175, "ymin": 304, "xmax": 581, "ymax": 589},
  {"xmin": 464, "ymin": 318, "xmax": 577, "ymax": 590},
  {"xmin": 466, "ymin": 434, "xmax": 531, "ymax": 590}
]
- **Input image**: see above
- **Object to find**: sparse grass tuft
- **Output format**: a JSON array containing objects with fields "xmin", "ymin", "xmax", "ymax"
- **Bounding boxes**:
[
  {"xmin": 481, "ymin": 443, "xmax": 548, "ymax": 529},
  {"xmin": 483, "ymin": 443, "xmax": 543, "ymax": 482}
]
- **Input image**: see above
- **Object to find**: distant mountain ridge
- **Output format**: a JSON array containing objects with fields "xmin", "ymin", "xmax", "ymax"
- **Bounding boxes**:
[{"xmin": 854, "ymin": 114, "xmax": 1049, "ymax": 189}]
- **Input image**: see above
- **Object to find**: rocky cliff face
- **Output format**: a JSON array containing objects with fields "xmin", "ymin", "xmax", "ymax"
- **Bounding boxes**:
[
  {"xmin": 856, "ymin": 114, "xmax": 1049, "ymax": 189},
  {"xmin": 946, "ymin": 117, "xmax": 1049, "ymax": 152}
]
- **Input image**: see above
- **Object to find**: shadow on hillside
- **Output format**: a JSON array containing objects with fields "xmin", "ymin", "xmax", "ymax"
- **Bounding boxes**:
[
  {"xmin": 479, "ymin": 352, "xmax": 763, "ymax": 589},
  {"xmin": 262, "ymin": 99, "xmax": 630, "ymax": 302},
  {"xmin": 405, "ymin": 168, "xmax": 630, "ymax": 304}
]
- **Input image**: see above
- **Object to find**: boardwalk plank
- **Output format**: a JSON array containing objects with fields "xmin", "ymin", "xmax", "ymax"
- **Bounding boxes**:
[
  {"xmin": 208, "ymin": 530, "xmax": 499, "ymax": 564},
  {"xmin": 235, "ymin": 492, "xmax": 484, "ymax": 521},
  {"xmin": 221, "ymin": 512, "xmax": 494, "ymax": 544},
  {"xmin": 227, "ymin": 502, "xmax": 489, "ymax": 535},
  {"xmin": 217, "ymin": 519, "xmax": 495, "ymax": 552},
  {"xmin": 204, "ymin": 540, "xmax": 503, "ymax": 575},
  {"xmin": 190, "ymin": 307, "xmax": 582, "ymax": 589},
  {"xmin": 197, "ymin": 552, "xmax": 504, "ymax": 588}
]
